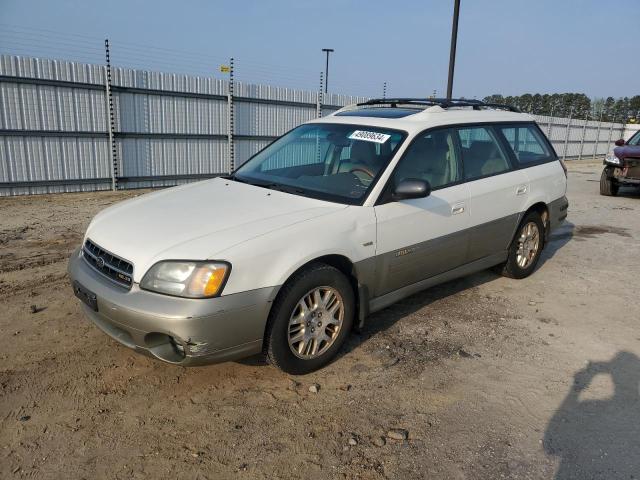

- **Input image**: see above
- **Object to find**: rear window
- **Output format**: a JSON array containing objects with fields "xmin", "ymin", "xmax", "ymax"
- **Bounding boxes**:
[{"xmin": 499, "ymin": 124, "xmax": 555, "ymax": 165}]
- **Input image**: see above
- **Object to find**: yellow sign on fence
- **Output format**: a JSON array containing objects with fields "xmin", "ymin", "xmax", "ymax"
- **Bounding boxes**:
[{"xmin": 220, "ymin": 65, "xmax": 230, "ymax": 73}]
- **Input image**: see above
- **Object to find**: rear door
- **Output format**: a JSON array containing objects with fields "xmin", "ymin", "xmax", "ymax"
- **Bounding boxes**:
[
  {"xmin": 373, "ymin": 128, "xmax": 470, "ymax": 296},
  {"xmin": 497, "ymin": 123, "xmax": 567, "ymax": 206},
  {"xmin": 456, "ymin": 125, "xmax": 529, "ymax": 262}
]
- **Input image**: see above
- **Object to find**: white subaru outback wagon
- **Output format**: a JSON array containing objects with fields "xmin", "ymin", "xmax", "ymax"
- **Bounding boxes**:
[{"xmin": 69, "ymin": 98, "xmax": 568, "ymax": 374}]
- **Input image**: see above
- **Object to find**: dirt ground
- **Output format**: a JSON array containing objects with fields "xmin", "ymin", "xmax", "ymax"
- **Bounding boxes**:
[{"xmin": 1, "ymin": 162, "xmax": 639, "ymax": 480}]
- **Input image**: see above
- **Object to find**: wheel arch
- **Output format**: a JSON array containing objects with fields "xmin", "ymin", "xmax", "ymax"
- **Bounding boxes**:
[
  {"xmin": 526, "ymin": 201, "xmax": 550, "ymax": 241},
  {"xmin": 261, "ymin": 253, "xmax": 367, "ymax": 351}
]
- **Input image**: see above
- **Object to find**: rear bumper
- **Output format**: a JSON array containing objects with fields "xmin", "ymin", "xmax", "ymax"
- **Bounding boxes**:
[
  {"xmin": 68, "ymin": 248, "xmax": 278, "ymax": 366},
  {"xmin": 548, "ymin": 195, "xmax": 568, "ymax": 232}
]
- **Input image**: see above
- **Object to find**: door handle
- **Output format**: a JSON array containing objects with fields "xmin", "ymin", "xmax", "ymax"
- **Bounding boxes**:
[
  {"xmin": 451, "ymin": 203, "xmax": 465, "ymax": 215},
  {"xmin": 516, "ymin": 185, "xmax": 528, "ymax": 196}
]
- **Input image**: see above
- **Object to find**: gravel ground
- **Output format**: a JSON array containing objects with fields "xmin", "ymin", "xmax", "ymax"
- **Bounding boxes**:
[{"xmin": 1, "ymin": 161, "xmax": 639, "ymax": 480}]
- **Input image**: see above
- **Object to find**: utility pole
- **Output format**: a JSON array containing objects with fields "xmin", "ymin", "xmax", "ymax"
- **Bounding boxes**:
[
  {"xmin": 446, "ymin": 0, "xmax": 461, "ymax": 100},
  {"xmin": 383, "ymin": 82, "xmax": 387, "ymax": 99},
  {"xmin": 322, "ymin": 48, "xmax": 334, "ymax": 94}
]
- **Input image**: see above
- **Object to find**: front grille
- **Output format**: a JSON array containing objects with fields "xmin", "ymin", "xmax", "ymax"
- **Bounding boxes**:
[{"xmin": 82, "ymin": 239, "xmax": 134, "ymax": 288}]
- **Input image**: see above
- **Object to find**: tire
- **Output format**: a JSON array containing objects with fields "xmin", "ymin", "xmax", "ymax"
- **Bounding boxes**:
[
  {"xmin": 265, "ymin": 263, "xmax": 355, "ymax": 375},
  {"xmin": 499, "ymin": 211, "xmax": 545, "ymax": 279},
  {"xmin": 600, "ymin": 168, "xmax": 619, "ymax": 196}
]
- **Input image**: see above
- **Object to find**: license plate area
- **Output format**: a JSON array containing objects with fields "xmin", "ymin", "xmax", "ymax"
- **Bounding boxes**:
[{"xmin": 73, "ymin": 281, "xmax": 98, "ymax": 312}]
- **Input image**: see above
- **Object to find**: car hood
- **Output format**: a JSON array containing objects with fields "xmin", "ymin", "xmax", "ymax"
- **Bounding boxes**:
[
  {"xmin": 614, "ymin": 145, "xmax": 640, "ymax": 159},
  {"xmin": 85, "ymin": 178, "xmax": 346, "ymax": 282}
]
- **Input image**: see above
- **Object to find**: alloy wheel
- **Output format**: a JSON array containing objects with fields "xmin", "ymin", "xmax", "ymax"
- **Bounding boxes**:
[
  {"xmin": 516, "ymin": 221, "xmax": 540, "ymax": 269},
  {"xmin": 287, "ymin": 286, "xmax": 344, "ymax": 359}
]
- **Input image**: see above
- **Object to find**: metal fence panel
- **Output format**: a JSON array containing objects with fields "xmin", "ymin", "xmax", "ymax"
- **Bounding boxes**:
[{"xmin": 0, "ymin": 54, "xmax": 632, "ymax": 196}]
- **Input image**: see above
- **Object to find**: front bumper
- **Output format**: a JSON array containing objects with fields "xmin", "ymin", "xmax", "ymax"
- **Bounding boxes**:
[
  {"xmin": 68, "ymin": 248, "xmax": 278, "ymax": 366},
  {"xmin": 604, "ymin": 156, "xmax": 640, "ymax": 182}
]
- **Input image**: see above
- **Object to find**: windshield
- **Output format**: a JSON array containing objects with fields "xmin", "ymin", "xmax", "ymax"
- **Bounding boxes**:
[{"xmin": 233, "ymin": 123, "xmax": 407, "ymax": 204}]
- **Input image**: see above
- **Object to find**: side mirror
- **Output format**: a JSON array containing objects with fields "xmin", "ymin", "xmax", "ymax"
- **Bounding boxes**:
[
  {"xmin": 615, "ymin": 139, "xmax": 626, "ymax": 147},
  {"xmin": 392, "ymin": 178, "xmax": 431, "ymax": 201}
]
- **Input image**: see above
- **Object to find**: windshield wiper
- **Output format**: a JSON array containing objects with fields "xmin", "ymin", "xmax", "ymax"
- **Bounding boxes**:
[
  {"xmin": 228, "ymin": 175, "xmax": 307, "ymax": 195},
  {"xmin": 259, "ymin": 182, "xmax": 307, "ymax": 195},
  {"xmin": 226, "ymin": 174, "xmax": 256, "ymax": 185}
]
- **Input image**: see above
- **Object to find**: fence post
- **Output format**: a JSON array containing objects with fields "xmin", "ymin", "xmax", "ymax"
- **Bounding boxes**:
[
  {"xmin": 547, "ymin": 104, "xmax": 555, "ymax": 137},
  {"xmin": 562, "ymin": 106, "xmax": 573, "ymax": 160},
  {"xmin": 606, "ymin": 113, "xmax": 616, "ymax": 151},
  {"xmin": 104, "ymin": 39, "xmax": 118, "ymax": 190},
  {"xmin": 578, "ymin": 112, "xmax": 589, "ymax": 161},
  {"xmin": 317, "ymin": 71, "xmax": 323, "ymax": 119},
  {"xmin": 593, "ymin": 108, "xmax": 604, "ymax": 159},
  {"xmin": 227, "ymin": 57, "xmax": 235, "ymax": 173},
  {"xmin": 619, "ymin": 120, "xmax": 626, "ymax": 144}
]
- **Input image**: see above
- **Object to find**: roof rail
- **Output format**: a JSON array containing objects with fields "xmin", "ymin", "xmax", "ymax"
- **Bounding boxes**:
[{"xmin": 356, "ymin": 97, "xmax": 520, "ymax": 113}]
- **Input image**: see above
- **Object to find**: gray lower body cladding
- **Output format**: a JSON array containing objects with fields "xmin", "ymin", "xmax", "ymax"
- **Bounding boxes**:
[
  {"xmin": 548, "ymin": 195, "xmax": 569, "ymax": 231},
  {"xmin": 68, "ymin": 248, "xmax": 279, "ymax": 366},
  {"xmin": 356, "ymin": 197, "xmax": 568, "ymax": 322},
  {"xmin": 368, "ymin": 212, "xmax": 522, "ymax": 299}
]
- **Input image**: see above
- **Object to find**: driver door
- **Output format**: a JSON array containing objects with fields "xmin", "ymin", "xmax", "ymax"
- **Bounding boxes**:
[{"xmin": 373, "ymin": 128, "xmax": 470, "ymax": 296}]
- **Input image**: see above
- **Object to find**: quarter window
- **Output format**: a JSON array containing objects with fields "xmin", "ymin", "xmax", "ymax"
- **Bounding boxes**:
[
  {"xmin": 457, "ymin": 127, "xmax": 511, "ymax": 180},
  {"xmin": 391, "ymin": 128, "xmax": 461, "ymax": 190},
  {"xmin": 499, "ymin": 124, "xmax": 554, "ymax": 164}
]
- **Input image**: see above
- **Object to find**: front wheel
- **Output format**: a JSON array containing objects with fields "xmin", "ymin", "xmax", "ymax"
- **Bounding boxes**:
[
  {"xmin": 600, "ymin": 168, "xmax": 619, "ymax": 196},
  {"xmin": 499, "ymin": 211, "xmax": 545, "ymax": 279},
  {"xmin": 265, "ymin": 263, "xmax": 354, "ymax": 375}
]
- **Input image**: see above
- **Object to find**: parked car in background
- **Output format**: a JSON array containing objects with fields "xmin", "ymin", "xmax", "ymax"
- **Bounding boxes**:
[
  {"xmin": 601, "ymin": 129, "xmax": 640, "ymax": 196},
  {"xmin": 68, "ymin": 98, "xmax": 568, "ymax": 374}
]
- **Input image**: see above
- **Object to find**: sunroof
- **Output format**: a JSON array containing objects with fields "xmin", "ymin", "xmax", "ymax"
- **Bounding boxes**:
[{"xmin": 335, "ymin": 108, "xmax": 419, "ymax": 118}]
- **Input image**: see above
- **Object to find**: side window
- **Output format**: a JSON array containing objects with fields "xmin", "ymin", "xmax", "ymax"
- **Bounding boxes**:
[
  {"xmin": 457, "ymin": 126, "xmax": 511, "ymax": 180},
  {"xmin": 392, "ymin": 128, "xmax": 461, "ymax": 190},
  {"xmin": 499, "ymin": 124, "xmax": 554, "ymax": 165}
]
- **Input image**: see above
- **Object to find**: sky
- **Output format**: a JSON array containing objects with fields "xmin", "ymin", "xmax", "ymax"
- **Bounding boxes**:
[{"xmin": 0, "ymin": 0, "xmax": 638, "ymax": 99}]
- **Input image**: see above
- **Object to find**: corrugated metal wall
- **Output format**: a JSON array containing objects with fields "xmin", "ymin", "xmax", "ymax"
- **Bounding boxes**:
[
  {"xmin": 533, "ymin": 114, "xmax": 626, "ymax": 159},
  {"xmin": 0, "ymin": 54, "xmax": 366, "ymax": 196},
  {"xmin": 0, "ymin": 54, "xmax": 632, "ymax": 197}
]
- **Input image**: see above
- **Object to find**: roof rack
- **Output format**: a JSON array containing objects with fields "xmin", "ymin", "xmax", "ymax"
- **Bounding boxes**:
[{"xmin": 355, "ymin": 97, "xmax": 520, "ymax": 113}]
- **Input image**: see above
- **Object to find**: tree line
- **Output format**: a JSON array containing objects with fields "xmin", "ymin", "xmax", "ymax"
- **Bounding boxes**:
[{"xmin": 481, "ymin": 93, "xmax": 640, "ymax": 123}]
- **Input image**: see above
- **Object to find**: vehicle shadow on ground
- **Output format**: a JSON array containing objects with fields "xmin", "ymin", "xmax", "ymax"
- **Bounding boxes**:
[
  {"xmin": 238, "ymin": 271, "xmax": 509, "ymax": 368},
  {"xmin": 338, "ymin": 269, "xmax": 501, "ymax": 359},
  {"xmin": 339, "ymin": 221, "xmax": 575, "ymax": 358},
  {"xmin": 544, "ymin": 351, "xmax": 640, "ymax": 479},
  {"xmin": 239, "ymin": 222, "xmax": 575, "ymax": 368},
  {"xmin": 617, "ymin": 187, "xmax": 640, "ymax": 199},
  {"xmin": 538, "ymin": 220, "xmax": 575, "ymax": 268}
]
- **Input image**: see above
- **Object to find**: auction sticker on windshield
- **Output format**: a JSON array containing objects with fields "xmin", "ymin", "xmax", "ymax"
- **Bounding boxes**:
[{"xmin": 349, "ymin": 130, "xmax": 391, "ymax": 144}]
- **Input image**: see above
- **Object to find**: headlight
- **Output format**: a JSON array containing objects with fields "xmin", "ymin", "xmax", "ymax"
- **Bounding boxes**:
[
  {"xmin": 605, "ymin": 154, "xmax": 621, "ymax": 165},
  {"xmin": 140, "ymin": 261, "xmax": 230, "ymax": 298}
]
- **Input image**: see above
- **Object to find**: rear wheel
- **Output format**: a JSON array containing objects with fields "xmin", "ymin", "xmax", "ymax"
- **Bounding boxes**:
[
  {"xmin": 600, "ymin": 168, "xmax": 619, "ymax": 196},
  {"xmin": 265, "ymin": 263, "xmax": 354, "ymax": 375},
  {"xmin": 500, "ymin": 211, "xmax": 544, "ymax": 279}
]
